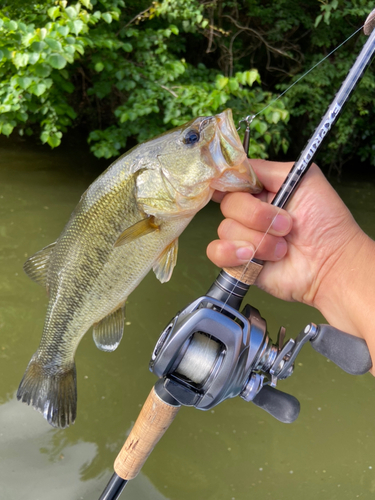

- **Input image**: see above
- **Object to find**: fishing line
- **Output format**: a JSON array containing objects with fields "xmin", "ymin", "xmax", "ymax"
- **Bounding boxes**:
[
  {"xmin": 220, "ymin": 23, "xmax": 365, "ymax": 312},
  {"xmin": 238, "ymin": 24, "xmax": 364, "ymax": 126}
]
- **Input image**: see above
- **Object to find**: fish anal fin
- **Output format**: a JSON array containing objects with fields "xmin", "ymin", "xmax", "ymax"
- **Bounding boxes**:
[
  {"xmin": 23, "ymin": 242, "xmax": 56, "ymax": 288},
  {"xmin": 153, "ymin": 238, "xmax": 178, "ymax": 283},
  {"xmin": 114, "ymin": 216, "xmax": 159, "ymax": 247},
  {"xmin": 93, "ymin": 302, "xmax": 126, "ymax": 352},
  {"xmin": 17, "ymin": 352, "xmax": 77, "ymax": 429}
]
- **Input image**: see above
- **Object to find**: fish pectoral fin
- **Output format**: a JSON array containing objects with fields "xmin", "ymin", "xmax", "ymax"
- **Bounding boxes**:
[
  {"xmin": 23, "ymin": 242, "xmax": 57, "ymax": 288},
  {"xmin": 153, "ymin": 238, "xmax": 179, "ymax": 283},
  {"xmin": 93, "ymin": 303, "xmax": 126, "ymax": 352},
  {"xmin": 114, "ymin": 216, "xmax": 159, "ymax": 247}
]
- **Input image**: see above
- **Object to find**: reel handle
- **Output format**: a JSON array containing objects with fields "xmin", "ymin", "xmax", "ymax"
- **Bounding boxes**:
[
  {"xmin": 114, "ymin": 382, "xmax": 180, "ymax": 480},
  {"xmin": 252, "ymin": 385, "xmax": 300, "ymax": 423},
  {"xmin": 311, "ymin": 324, "xmax": 372, "ymax": 375}
]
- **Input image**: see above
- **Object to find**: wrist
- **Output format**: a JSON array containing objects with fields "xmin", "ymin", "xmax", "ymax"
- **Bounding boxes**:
[{"xmin": 314, "ymin": 231, "xmax": 375, "ymax": 370}]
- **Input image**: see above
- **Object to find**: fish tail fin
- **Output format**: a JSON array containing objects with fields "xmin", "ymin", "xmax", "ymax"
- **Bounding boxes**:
[{"xmin": 17, "ymin": 352, "xmax": 77, "ymax": 429}]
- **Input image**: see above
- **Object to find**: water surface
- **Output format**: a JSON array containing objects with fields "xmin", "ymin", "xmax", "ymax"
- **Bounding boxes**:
[{"xmin": 1, "ymin": 135, "xmax": 375, "ymax": 500}]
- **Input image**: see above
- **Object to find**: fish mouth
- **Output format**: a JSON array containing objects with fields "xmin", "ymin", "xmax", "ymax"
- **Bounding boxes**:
[{"xmin": 209, "ymin": 109, "xmax": 263, "ymax": 193}]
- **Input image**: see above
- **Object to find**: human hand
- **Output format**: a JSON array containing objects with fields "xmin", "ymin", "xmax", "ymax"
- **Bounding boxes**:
[{"xmin": 207, "ymin": 160, "xmax": 375, "ymax": 356}]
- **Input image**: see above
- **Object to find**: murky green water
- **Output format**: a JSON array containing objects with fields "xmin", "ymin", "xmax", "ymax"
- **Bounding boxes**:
[{"xmin": 1, "ymin": 135, "xmax": 375, "ymax": 500}]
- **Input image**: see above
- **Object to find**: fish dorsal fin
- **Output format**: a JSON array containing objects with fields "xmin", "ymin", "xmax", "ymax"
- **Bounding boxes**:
[
  {"xmin": 153, "ymin": 238, "xmax": 178, "ymax": 283},
  {"xmin": 23, "ymin": 242, "xmax": 57, "ymax": 288},
  {"xmin": 93, "ymin": 303, "xmax": 126, "ymax": 352},
  {"xmin": 114, "ymin": 216, "xmax": 159, "ymax": 247}
]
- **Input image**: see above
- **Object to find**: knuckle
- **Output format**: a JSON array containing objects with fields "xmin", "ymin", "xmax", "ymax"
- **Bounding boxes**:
[{"xmin": 217, "ymin": 218, "xmax": 233, "ymax": 239}]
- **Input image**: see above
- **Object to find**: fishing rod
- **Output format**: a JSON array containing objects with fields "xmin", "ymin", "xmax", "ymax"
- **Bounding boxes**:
[{"xmin": 98, "ymin": 9, "xmax": 375, "ymax": 499}]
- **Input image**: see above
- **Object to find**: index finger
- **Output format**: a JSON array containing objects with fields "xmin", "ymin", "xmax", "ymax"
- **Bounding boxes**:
[{"xmin": 250, "ymin": 159, "xmax": 294, "ymax": 194}]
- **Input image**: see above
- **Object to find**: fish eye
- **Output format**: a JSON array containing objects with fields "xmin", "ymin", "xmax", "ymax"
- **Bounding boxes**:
[{"xmin": 183, "ymin": 129, "xmax": 200, "ymax": 145}]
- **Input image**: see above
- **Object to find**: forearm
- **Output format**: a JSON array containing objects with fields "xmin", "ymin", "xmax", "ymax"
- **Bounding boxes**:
[{"xmin": 314, "ymin": 232, "xmax": 375, "ymax": 372}]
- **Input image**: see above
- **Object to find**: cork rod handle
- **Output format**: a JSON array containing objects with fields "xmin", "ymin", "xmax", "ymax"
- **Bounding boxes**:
[
  {"xmin": 223, "ymin": 259, "xmax": 263, "ymax": 286},
  {"xmin": 114, "ymin": 386, "xmax": 181, "ymax": 480}
]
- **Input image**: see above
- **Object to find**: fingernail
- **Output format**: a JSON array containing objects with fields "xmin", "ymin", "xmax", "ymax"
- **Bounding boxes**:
[
  {"xmin": 274, "ymin": 240, "xmax": 287, "ymax": 259},
  {"xmin": 235, "ymin": 246, "xmax": 255, "ymax": 261},
  {"xmin": 272, "ymin": 214, "xmax": 291, "ymax": 233}
]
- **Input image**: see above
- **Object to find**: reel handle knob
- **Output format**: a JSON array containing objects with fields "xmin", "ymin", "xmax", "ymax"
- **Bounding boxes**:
[
  {"xmin": 252, "ymin": 385, "xmax": 300, "ymax": 423},
  {"xmin": 310, "ymin": 324, "xmax": 372, "ymax": 375}
]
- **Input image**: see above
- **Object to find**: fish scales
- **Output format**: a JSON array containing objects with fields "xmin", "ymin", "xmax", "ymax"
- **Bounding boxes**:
[{"xmin": 17, "ymin": 109, "xmax": 263, "ymax": 427}]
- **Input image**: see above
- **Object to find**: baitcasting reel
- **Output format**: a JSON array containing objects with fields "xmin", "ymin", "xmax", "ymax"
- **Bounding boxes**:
[{"xmin": 150, "ymin": 291, "xmax": 372, "ymax": 423}]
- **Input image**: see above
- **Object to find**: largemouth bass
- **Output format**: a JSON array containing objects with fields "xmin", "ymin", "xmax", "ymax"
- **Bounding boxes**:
[{"xmin": 17, "ymin": 109, "xmax": 262, "ymax": 428}]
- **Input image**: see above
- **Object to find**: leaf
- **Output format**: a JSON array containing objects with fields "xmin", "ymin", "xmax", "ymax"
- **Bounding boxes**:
[
  {"xmin": 95, "ymin": 61, "xmax": 104, "ymax": 72},
  {"xmin": 13, "ymin": 52, "xmax": 29, "ymax": 68},
  {"xmin": 216, "ymin": 76, "xmax": 228, "ymax": 90},
  {"xmin": 228, "ymin": 78, "xmax": 239, "ymax": 92},
  {"xmin": 30, "ymin": 83, "xmax": 47, "ymax": 96},
  {"xmin": 40, "ymin": 131, "xmax": 49, "ymax": 143},
  {"xmin": 170, "ymin": 25, "xmax": 179, "ymax": 35},
  {"xmin": 0, "ymin": 50, "xmax": 3, "ymax": 60},
  {"xmin": 57, "ymin": 25, "xmax": 70, "ymax": 36},
  {"xmin": 17, "ymin": 77, "xmax": 32, "ymax": 89},
  {"xmin": 47, "ymin": 134, "xmax": 61, "ymax": 148},
  {"xmin": 48, "ymin": 54, "xmax": 67, "ymax": 69},
  {"xmin": 39, "ymin": 28, "xmax": 47, "ymax": 40},
  {"xmin": 65, "ymin": 6, "xmax": 78, "ymax": 20},
  {"xmin": 74, "ymin": 44, "xmax": 85, "ymax": 55},
  {"xmin": 28, "ymin": 52, "xmax": 40, "ymax": 65},
  {"xmin": 22, "ymin": 32, "xmax": 34, "ymax": 47},
  {"xmin": 80, "ymin": 0, "xmax": 92, "ymax": 8},
  {"xmin": 254, "ymin": 120, "xmax": 267, "ymax": 135},
  {"xmin": 314, "ymin": 14, "xmax": 323, "ymax": 28},
  {"xmin": 18, "ymin": 22, "xmax": 27, "ymax": 33},
  {"xmin": 48, "ymin": 6, "xmax": 60, "ymax": 20},
  {"xmin": 67, "ymin": 20, "xmax": 83, "ymax": 36},
  {"xmin": 2, "ymin": 123, "xmax": 14, "ymax": 136},
  {"xmin": 102, "ymin": 13, "xmax": 112, "ymax": 24},
  {"xmin": 34, "ymin": 64, "xmax": 52, "ymax": 77},
  {"xmin": 5, "ymin": 20, "xmax": 18, "ymax": 31},
  {"xmin": 123, "ymin": 42, "xmax": 132, "ymax": 52},
  {"xmin": 245, "ymin": 69, "xmax": 260, "ymax": 86},
  {"xmin": 45, "ymin": 38, "xmax": 62, "ymax": 51},
  {"xmin": 30, "ymin": 41, "xmax": 46, "ymax": 52},
  {"xmin": 72, "ymin": 20, "xmax": 84, "ymax": 35}
]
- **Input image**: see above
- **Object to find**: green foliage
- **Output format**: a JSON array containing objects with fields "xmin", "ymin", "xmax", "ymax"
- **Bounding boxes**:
[
  {"xmin": 0, "ymin": 0, "xmax": 114, "ymax": 147},
  {"xmin": 1, "ymin": 0, "xmax": 374, "ymax": 173},
  {"xmin": 0, "ymin": 0, "xmax": 289, "ymax": 160}
]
